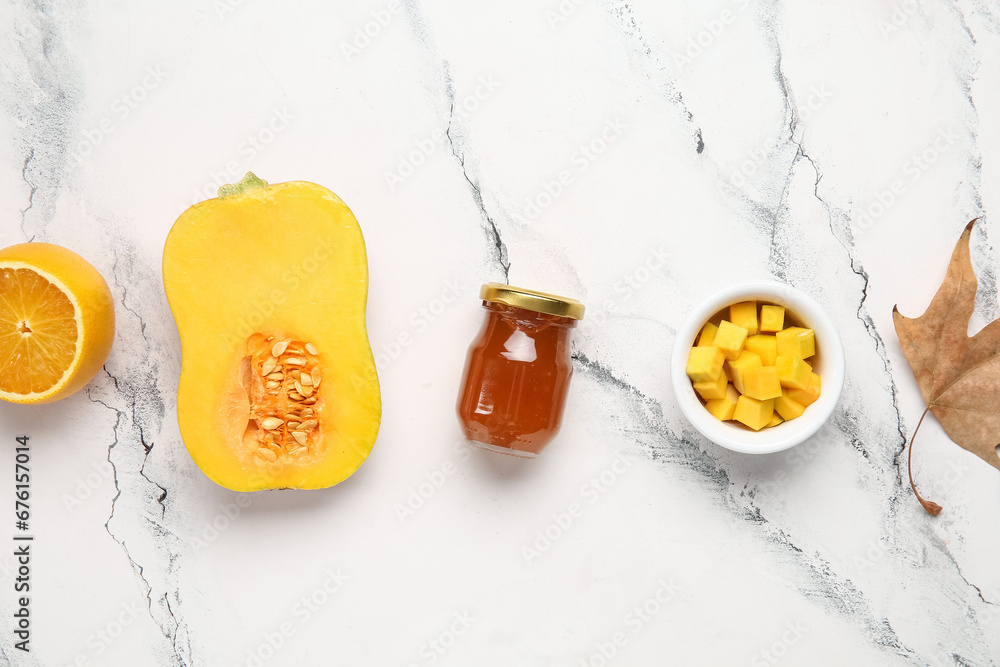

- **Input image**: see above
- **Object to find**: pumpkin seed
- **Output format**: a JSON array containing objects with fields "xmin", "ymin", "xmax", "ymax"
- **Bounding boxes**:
[
  {"xmin": 305, "ymin": 343, "xmax": 319, "ymax": 355},
  {"xmin": 271, "ymin": 341, "xmax": 288, "ymax": 357},
  {"xmin": 261, "ymin": 358, "xmax": 277, "ymax": 376},
  {"xmin": 299, "ymin": 419, "xmax": 318, "ymax": 431},
  {"xmin": 291, "ymin": 431, "xmax": 308, "ymax": 445},
  {"xmin": 300, "ymin": 374, "xmax": 313, "ymax": 386},
  {"xmin": 289, "ymin": 391, "xmax": 303, "ymax": 401},
  {"xmin": 261, "ymin": 417, "xmax": 283, "ymax": 430},
  {"xmin": 311, "ymin": 368, "xmax": 321, "ymax": 387},
  {"xmin": 265, "ymin": 380, "xmax": 279, "ymax": 389},
  {"xmin": 266, "ymin": 372, "xmax": 283, "ymax": 380},
  {"xmin": 285, "ymin": 357, "xmax": 305, "ymax": 366},
  {"xmin": 303, "ymin": 397, "xmax": 317, "ymax": 405},
  {"xmin": 257, "ymin": 447, "xmax": 278, "ymax": 462}
]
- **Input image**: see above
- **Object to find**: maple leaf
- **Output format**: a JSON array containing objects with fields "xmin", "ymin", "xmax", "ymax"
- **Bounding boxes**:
[{"xmin": 893, "ymin": 220, "xmax": 1000, "ymax": 515}]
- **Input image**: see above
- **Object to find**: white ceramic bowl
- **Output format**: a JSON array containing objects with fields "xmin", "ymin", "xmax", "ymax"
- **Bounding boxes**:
[{"xmin": 670, "ymin": 281, "xmax": 845, "ymax": 454}]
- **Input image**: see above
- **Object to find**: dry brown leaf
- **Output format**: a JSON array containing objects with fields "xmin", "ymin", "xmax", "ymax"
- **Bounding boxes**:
[{"xmin": 893, "ymin": 220, "xmax": 1000, "ymax": 515}]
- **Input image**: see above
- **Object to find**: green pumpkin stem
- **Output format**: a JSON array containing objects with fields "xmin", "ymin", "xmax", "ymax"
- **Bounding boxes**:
[{"xmin": 219, "ymin": 172, "xmax": 268, "ymax": 198}]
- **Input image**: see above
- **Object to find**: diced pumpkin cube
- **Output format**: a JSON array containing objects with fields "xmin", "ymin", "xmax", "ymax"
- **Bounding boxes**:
[
  {"xmin": 706, "ymin": 384, "xmax": 740, "ymax": 421},
  {"xmin": 686, "ymin": 346, "xmax": 725, "ymax": 383},
  {"xmin": 725, "ymin": 350, "xmax": 762, "ymax": 394},
  {"xmin": 766, "ymin": 413, "xmax": 784, "ymax": 427},
  {"xmin": 776, "ymin": 326, "xmax": 815, "ymax": 359},
  {"xmin": 734, "ymin": 395, "xmax": 775, "ymax": 431},
  {"xmin": 693, "ymin": 371, "xmax": 728, "ymax": 400},
  {"xmin": 775, "ymin": 355, "xmax": 812, "ymax": 390},
  {"xmin": 730, "ymin": 301, "xmax": 758, "ymax": 335},
  {"xmin": 760, "ymin": 305, "xmax": 784, "ymax": 332},
  {"xmin": 697, "ymin": 322, "xmax": 718, "ymax": 347},
  {"xmin": 745, "ymin": 334, "xmax": 777, "ymax": 366},
  {"xmin": 714, "ymin": 320, "xmax": 748, "ymax": 361},
  {"xmin": 742, "ymin": 366, "xmax": 782, "ymax": 401},
  {"xmin": 775, "ymin": 392, "xmax": 806, "ymax": 421},
  {"xmin": 786, "ymin": 372, "xmax": 821, "ymax": 406}
]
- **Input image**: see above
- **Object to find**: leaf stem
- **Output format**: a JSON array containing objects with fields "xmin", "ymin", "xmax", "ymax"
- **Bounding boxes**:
[{"xmin": 908, "ymin": 407, "xmax": 942, "ymax": 516}]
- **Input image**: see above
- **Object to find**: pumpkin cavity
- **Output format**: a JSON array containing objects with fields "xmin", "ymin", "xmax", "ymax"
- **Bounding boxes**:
[{"xmin": 240, "ymin": 332, "xmax": 324, "ymax": 464}]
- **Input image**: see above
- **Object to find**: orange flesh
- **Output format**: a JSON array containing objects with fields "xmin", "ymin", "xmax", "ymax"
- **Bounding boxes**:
[
  {"xmin": 232, "ymin": 333, "xmax": 325, "ymax": 466},
  {"xmin": 0, "ymin": 267, "xmax": 78, "ymax": 395}
]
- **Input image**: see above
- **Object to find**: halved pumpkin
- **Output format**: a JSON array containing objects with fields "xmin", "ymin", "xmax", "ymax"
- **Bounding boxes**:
[{"xmin": 163, "ymin": 173, "xmax": 381, "ymax": 491}]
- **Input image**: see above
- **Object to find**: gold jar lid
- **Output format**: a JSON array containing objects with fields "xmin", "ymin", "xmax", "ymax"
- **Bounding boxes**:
[{"xmin": 480, "ymin": 282, "xmax": 585, "ymax": 320}]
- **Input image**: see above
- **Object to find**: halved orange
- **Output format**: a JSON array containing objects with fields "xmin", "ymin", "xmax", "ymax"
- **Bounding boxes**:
[{"xmin": 0, "ymin": 243, "xmax": 115, "ymax": 404}]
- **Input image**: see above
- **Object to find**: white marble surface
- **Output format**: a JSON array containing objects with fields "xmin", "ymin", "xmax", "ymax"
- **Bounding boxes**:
[{"xmin": 1, "ymin": 1, "xmax": 999, "ymax": 665}]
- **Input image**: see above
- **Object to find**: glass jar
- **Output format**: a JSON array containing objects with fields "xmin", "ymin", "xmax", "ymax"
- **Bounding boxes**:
[{"xmin": 457, "ymin": 283, "xmax": 585, "ymax": 457}]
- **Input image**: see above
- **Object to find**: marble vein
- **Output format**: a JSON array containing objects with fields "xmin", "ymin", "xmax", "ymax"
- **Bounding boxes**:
[
  {"xmin": 18, "ymin": 149, "xmax": 36, "ymax": 243},
  {"xmin": 0, "ymin": 1, "xmax": 82, "ymax": 243},
  {"xmin": 753, "ymin": 8, "xmax": 905, "ymax": 474},
  {"xmin": 597, "ymin": 0, "xmax": 704, "ymax": 154},
  {"xmin": 403, "ymin": 0, "xmax": 512, "ymax": 282},
  {"xmin": 89, "ymin": 369, "xmax": 189, "ymax": 667},
  {"xmin": 445, "ymin": 95, "xmax": 511, "ymax": 283},
  {"xmin": 86, "ymin": 395, "xmax": 160, "ymax": 647},
  {"xmin": 112, "ymin": 252, "xmax": 151, "ymax": 344},
  {"xmin": 761, "ymin": 30, "xmax": 800, "ymax": 285},
  {"xmin": 956, "ymin": 562, "xmax": 1000, "ymax": 608},
  {"xmin": 750, "ymin": 7, "xmax": 997, "ymax": 662},
  {"xmin": 138, "ymin": 425, "xmax": 168, "ymax": 518},
  {"xmin": 787, "ymin": 113, "xmax": 910, "ymax": 478},
  {"xmin": 571, "ymin": 352, "xmax": 918, "ymax": 661},
  {"xmin": 163, "ymin": 594, "xmax": 191, "ymax": 667},
  {"xmin": 944, "ymin": 0, "xmax": 997, "ymax": 326}
]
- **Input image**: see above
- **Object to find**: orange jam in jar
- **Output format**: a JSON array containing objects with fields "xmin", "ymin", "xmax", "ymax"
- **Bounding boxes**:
[{"xmin": 457, "ymin": 283, "xmax": 585, "ymax": 457}]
